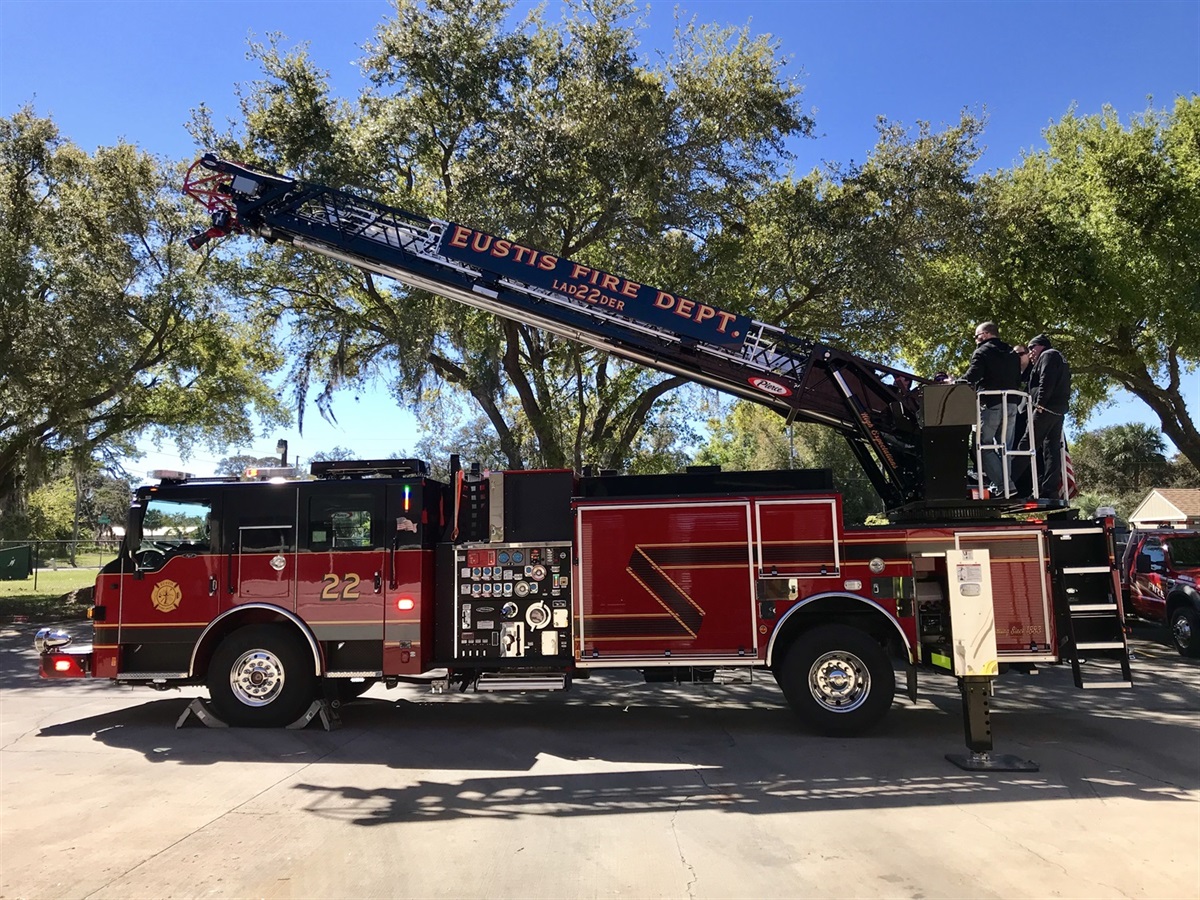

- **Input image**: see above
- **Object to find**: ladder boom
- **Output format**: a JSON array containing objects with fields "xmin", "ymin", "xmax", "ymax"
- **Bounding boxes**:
[{"xmin": 185, "ymin": 154, "xmax": 950, "ymax": 511}]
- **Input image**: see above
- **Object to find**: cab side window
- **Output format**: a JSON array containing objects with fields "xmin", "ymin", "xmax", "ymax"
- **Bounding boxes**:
[{"xmin": 307, "ymin": 493, "xmax": 378, "ymax": 551}]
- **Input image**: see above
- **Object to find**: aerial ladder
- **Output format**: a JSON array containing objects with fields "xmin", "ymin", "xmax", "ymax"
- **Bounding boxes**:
[{"xmin": 183, "ymin": 154, "xmax": 1045, "ymax": 519}]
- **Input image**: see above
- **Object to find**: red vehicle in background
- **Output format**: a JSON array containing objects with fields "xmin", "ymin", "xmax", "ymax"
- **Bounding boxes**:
[{"xmin": 1121, "ymin": 528, "xmax": 1200, "ymax": 657}]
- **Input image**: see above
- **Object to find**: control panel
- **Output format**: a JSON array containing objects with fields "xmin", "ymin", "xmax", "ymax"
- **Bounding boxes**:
[{"xmin": 452, "ymin": 542, "xmax": 572, "ymax": 661}]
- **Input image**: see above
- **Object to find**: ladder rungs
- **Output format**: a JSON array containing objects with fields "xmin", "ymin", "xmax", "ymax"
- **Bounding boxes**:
[
  {"xmin": 1079, "ymin": 681, "xmax": 1132, "ymax": 689},
  {"xmin": 1075, "ymin": 641, "xmax": 1126, "ymax": 650},
  {"xmin": 1061, "ymin": 566, "xmax": 1112, "ymax": 574},
  {"xmin": 1070, "ymin": 603, "xmax": 1118, "ymax": 612}
]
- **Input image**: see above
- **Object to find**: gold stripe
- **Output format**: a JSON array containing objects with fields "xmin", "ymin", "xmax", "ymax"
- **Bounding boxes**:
[
  {"xmin": 625, "ymin": 565, "xmax": 695, "ymax": 638},
  {"xmin": 115, "ymin": 622, "xmax": 209, "ymax": 628},
  {"xmin": 587, "ymin": 636, "xmax": 710, "ymax": 642},
  {"xmin": 629, "ymin": 540, "xmax": 748, "ymax": 548},
  {"xmin": 758, "ymin": 539, "xmax": 836, "ymax": 546},
  {"xmin": 637, "ymin": 547, "xmax": 706, "ymax": 616},
  {"xmin": 304, "ymin": 619, "xmax": 385, "ymax": 625}
]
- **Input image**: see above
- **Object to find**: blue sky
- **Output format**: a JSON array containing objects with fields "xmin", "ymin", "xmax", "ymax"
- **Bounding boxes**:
[{"xmin": 2, "ymin": 0, "xmax": 1198, "ymax": 474}]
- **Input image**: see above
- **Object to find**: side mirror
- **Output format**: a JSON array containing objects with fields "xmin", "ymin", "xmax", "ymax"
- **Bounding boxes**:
[{"xmin": 1135, "ymin": 554, "xmax": 1151, "ymax": 574}]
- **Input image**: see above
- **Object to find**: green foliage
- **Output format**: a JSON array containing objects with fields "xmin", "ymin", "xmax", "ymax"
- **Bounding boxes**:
[
  {"xmin": 942, "ymin": 98, "xmax": 1200, "ymax": 467},
  {"xmin": 27, "ymin": 478, "xmax": 75, "ymax": 541},
  {"xmin": 216, "ymin": 455, "xmax": 281, "ymax": 476},
  {"xmin": 189, "ymin": 0, "xmax": 810, "ymax": 472},
  {"xmin": 0, "ymin": 108, "xmax": 288, "ymax": 538},
  {"xmin": 694, "ymin": 399, "xmax": 883, "ymax": 523},
  {"xmin": 307, "ymin": 447, "xmax": 360, "ymax": 463},
  {"xmin": 730, "ymin": 114, "xmax": 985, "ymax": 360},
  {"xmin": 24, "ymin": 463, "xmax": 131, "ymax": 542},
  {"xmin": 1068, "ymin": 422, "xmax": 1200, "ymax": 518}
]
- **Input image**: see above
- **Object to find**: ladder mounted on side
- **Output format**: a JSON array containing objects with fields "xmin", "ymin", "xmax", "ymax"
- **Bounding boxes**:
[{"xmin": 1046, "ymin": 521, "xmax": 1132, "ymax": 689}]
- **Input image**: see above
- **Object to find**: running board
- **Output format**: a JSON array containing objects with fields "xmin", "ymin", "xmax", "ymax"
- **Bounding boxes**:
[{"xmin": 477, "ymin": 673, "xmax": 568, "ymax": 692}]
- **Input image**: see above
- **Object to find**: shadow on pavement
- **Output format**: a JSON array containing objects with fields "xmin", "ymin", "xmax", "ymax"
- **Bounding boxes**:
[
  {"xmin": 30, "ymin": 663, "xmax": 1199, "ymax": 820},
  {"xmin": 15, "ymin": 611, "xmax": 1199, "ymax": 822}
]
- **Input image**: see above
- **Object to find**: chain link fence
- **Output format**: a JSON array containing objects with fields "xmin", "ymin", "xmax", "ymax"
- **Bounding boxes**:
[{"xmin": 0, "ymin": 540, "xmax": 121, "ymax": 592}]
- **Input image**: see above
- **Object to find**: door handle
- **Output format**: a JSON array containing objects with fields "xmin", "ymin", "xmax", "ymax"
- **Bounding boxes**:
[
  {"xmin": 374, "ymin": 571, "xmax": 382, "ymax": 593},
  {"xmin": 209, "ymin": 576, "xmax": 218, "ymax": 596}
]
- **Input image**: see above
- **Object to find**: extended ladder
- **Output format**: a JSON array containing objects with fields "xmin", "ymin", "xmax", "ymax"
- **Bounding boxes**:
[{"xmin": 184, "ymin": 155, "xmax": 933, "ymax": 509}]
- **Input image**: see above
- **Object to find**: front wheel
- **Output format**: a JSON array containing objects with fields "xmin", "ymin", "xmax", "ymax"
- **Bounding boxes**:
[
  {"xmin": 775, "ymin": 624, "xmax": 896, "ymax": 736},
  {"xmin": 207, "ymin": 625, "xmax": 317, "ymax": 727},
  {"xmin": 1169, "ymin": 606, "xmax": 1200, "ymax": 658}
]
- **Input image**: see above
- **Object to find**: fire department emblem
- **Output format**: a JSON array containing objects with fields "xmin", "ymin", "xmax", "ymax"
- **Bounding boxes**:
[{"xmin": 151, "ymin": 580, "xmax": 183, "ymax": 613}]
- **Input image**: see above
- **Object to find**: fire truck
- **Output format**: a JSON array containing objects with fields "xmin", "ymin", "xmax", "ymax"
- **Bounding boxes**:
[{"xmin": 36, "ymin": 156, "xmax": 1131, "ymax": 762}]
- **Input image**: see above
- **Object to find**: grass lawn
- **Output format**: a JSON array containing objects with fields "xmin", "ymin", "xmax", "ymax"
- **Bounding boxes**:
[{"xmin": 0, "ymin": 568, "xmax": 97, "ymax": 621}]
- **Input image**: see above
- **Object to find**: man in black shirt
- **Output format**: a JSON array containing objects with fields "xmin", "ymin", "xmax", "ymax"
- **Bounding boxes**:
[
  {"xmin": 965, "ymin": 322, "xmax": 1022, "ymax": 496},
  {"xmin": 1026, "ymin": 334, "xmax": 1072, "ymax": 499}
]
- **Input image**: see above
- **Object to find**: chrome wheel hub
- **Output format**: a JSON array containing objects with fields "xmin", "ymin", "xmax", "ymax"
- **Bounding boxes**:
[
  {"xmin": 229, "ymin": 649, "xmax": 285, "ymax": 707},
  {"xmin": 809, "ymin": 650, "xmax": 870, "ymax": 713},
  {"xmin": 1174, "ymin": 615, "xmax": 1193, "ymax": 649}
]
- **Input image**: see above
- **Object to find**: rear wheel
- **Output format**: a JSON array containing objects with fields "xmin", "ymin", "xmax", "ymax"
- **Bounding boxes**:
[
  {"xmin": 776, "ymin": 624, "xmax": 895, "ymax": 736},
  {"xmin": 1169, "ymin": 606, "xmax": 1200, "ymax": 658},
  {"xmin": 207, "ymin": 625, "xmax": 317, "ymax": 727}
]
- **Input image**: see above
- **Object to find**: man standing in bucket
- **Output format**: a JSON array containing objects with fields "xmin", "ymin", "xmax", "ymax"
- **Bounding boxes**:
[
  {"xmin": 1026, "ymin": 334, "xmax": 1071, "ymax": 499},
  {"xmin": 965, "ymin": 322, "xmax": 1022, "ymax": 496}
]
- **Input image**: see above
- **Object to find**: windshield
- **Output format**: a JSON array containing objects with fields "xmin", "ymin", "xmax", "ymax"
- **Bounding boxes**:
[
  {"xmin": 134, "ymin": 496, "xmax": 213, "ymax": 570},
  {"xmin": 142, "ymin": 498, "xmax": 211, "ymax": 549},
  {"xmin": 1166, "ymin": 535, "xmax": 1200, "ymax": 567}
]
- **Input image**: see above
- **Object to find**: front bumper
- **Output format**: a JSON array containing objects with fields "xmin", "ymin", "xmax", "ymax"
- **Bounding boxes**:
[{"xmin": 35, "ymin": 627, "xmax": 93, "ymax": 678}]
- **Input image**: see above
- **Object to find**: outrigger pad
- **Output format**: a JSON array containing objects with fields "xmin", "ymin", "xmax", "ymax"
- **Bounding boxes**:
[
  {"xmin": 287, "ymin": 698, "xmax": 342, "ymax": 732},
  {"xmin": 945, "ymin": 751, "xmax": 1039, "ymax": 772},
  {"xmin": 175, "ymin": 697, "xmax": 229, "ymax": 729},
  {"xmin": 174, "ymin": 697, "xmax": 342, "ymax": 731}
]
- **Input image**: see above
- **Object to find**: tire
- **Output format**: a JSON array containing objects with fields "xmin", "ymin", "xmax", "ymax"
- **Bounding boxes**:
[
  {"xmin": 207, "ymin": 625, "xmax": 318, "ymax": 727},
  {"xmin": 775, "ymin": 624, "xmax": 896, "ymax": 736},
  {"xmin": 1169, "ymin": 606, "xmax": 1200, "ymax": 658}
]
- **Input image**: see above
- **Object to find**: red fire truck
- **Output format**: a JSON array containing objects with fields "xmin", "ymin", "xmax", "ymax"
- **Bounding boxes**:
[{"xmin": 35, "ymin": 156, "xmax": 1131, "ymax": 763}]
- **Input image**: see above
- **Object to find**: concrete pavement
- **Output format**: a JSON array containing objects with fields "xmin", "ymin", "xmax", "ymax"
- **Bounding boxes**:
[{"xmin": 1, "ymin": 623, "xmax": 1197, "ymax": 899}]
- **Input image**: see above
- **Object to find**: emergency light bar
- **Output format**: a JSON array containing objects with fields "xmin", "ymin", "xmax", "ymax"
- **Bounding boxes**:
[
  {"xmin": 244, "ymin": 466, "xmax": 302, "ymax": 481},
  {"xmin": 150, "ymin": 469, "xmax": 194, "ymax": 482}
]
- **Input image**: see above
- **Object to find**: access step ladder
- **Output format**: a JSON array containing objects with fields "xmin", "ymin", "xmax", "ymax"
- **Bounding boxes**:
[{"xmin": 1047, "ymin": 524, "xmax": 1132, "ymax": 689}]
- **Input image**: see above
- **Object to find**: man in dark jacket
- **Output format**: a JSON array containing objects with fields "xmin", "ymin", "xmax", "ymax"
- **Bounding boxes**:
[
  {"xmin": 965, "ymin": 322, "xmax": 1022, "ymax": 495},
  {"xmin": 1026, "ymin": 334, "xmax": 1071, "ymax": 498}
]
